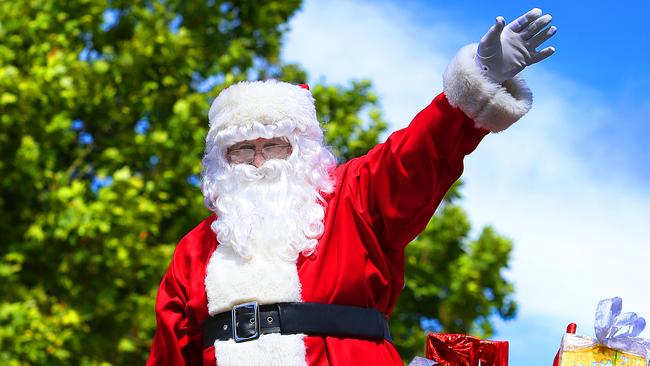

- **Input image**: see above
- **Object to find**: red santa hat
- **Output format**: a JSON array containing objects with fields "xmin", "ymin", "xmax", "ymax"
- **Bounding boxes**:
[{"xmin": 207, "ymin": 80, "xmax": 322, "ymax": 146}]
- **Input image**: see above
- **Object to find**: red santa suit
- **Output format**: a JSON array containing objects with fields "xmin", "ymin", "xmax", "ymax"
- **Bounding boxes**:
[{"xmin": 146, "ymin": 44, "xmax": 533, "ymax": 366}]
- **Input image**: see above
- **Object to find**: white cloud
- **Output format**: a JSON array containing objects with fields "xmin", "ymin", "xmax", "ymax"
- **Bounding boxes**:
[{"xmin": 284, "ymin": 0, "xmax": 650, "ymax": 362}]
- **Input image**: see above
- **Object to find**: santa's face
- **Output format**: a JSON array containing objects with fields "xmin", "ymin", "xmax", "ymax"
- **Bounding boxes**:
[{"xmin": 202, "ymin": 130, "xmax": 336, "ymax": 261}]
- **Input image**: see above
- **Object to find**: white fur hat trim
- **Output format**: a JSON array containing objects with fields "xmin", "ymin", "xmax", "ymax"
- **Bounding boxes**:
[{"xmin": 208, "ymin": 80, "xmax": 320, "ymax": 139}]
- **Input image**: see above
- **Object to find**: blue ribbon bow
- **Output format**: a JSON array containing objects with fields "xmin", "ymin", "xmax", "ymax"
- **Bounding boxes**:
[{"xmin": 594, "ymin": 297, "xmax": 650, "ymax": 362}]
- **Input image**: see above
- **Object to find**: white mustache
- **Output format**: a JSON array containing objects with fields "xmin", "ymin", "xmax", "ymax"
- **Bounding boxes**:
[{"xmin": 233, "ymin": 159, "xmax": 292, "ymax": 182}]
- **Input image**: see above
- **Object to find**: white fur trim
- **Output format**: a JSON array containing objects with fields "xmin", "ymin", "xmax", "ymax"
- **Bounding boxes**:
[
  {"xmin": 214, "ymin": 334, "xmax": 306, "ymax": 366},
  {"xmin": 443, "ymin": 44, "xmax": 533, "ymax": 132},
  {"xmin": 204, "ymin": 245, "xmax": 307, "ymax": 366},
  {"xmin": 205, "ymin": 245, "xmax": 303, "ymax": 314},
  {"xmin": 208, "ymin": 80, "xmax": 319, "ymax": 136}
]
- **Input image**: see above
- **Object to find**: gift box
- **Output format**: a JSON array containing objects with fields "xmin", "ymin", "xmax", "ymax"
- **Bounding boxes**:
[
  {"xmin": 559, "ymin": 334, "xmax": 646, "ymax": 366},
  {"xmin": 557, "ymin": 297, "xmax": 650, "ymax": 366},
  {"xmin": 424, "ymin": 333, "xmax": 508, "ymax": 366}
]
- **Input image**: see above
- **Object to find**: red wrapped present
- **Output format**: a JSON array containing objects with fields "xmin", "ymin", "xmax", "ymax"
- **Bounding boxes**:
[{"xmin": 425, "ymin": 333, "xmax": 509, "ymax": 366}]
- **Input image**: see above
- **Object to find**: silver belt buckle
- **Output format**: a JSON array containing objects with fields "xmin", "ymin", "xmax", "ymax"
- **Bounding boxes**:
[{"xmin": 232, "ymin": 301, "xmax": 260, "ymax": 343}]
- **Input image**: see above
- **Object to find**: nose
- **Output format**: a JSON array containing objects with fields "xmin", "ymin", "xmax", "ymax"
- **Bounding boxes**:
[{"xmin": 252, "ymin": 151, "xmax": 265, "ymax": 168}]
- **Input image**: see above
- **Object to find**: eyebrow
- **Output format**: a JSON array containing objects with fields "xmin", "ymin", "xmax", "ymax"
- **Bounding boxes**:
[
  {"xmin": 229, "ymin": 138, "xmax": 290, "ymax": 150},
  {"xmin": 231, "ymin": 144, "xmax": 255, "ymax": 150},
  {"xmin": 263, "ymin": 141, "xmax": 287, "ymax": 147}
]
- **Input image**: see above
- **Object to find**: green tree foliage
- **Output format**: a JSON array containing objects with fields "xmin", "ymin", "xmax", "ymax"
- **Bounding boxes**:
[{"xmin": 0, "ymin": 0, "xmax": 515, "ymax": 364}]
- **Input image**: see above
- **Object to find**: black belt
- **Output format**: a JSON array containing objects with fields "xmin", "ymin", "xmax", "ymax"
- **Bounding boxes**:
[{"xmin": 202, "ymin": 302, "xmax": 391, "ymax": 348}]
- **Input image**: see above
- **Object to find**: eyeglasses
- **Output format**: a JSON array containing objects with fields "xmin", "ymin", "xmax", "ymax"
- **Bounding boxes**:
[{"xmin": 227, "ymin": 140, "xmax": 292, "ymax": 164}]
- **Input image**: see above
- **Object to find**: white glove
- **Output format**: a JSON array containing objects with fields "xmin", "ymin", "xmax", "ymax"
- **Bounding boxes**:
[{"xmin": 475, "ymin": 8, "xmax": 557, "ymax": 83}]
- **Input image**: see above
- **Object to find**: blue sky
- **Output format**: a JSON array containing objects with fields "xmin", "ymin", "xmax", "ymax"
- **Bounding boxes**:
[{"xmin": 282, "ymin": 1, "xmax": 650, "ymax": 365}]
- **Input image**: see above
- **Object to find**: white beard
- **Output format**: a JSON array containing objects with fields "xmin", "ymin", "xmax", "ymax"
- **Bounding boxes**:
[{"xmin": 204, "ymin": 158, "xmax": 326, "ymax": 366}]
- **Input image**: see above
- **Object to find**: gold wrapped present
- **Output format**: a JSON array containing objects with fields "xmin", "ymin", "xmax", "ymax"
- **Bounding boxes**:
[
  {"xmin": 559, "ymin": 333, "xmax": 647, "ymax": 366},
  {"xmin": 557, "ymin": 298, "xmax": 649, "ymax": 366}
]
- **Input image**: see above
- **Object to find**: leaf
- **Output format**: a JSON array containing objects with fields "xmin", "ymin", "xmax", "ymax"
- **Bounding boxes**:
[{"xmin": 0, "ymin": 92, "xmax": 17, "ymax": 104}]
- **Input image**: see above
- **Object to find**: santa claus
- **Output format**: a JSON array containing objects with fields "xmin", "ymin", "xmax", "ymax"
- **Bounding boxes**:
[{"xmin": 147, "ymin": 8, "xmax": 556, "ymax": 366}]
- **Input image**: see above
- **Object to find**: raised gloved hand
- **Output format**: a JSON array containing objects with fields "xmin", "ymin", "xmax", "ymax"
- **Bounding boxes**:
[{"xmin": 475, "ymin": 8, "xmax": 557, "ymax": 83}]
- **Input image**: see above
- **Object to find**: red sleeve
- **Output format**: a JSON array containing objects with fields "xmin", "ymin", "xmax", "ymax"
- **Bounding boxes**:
[
  {"xmin": 345, "ymin": 93, "xmax": 489, "ymax": 250},
  {"xmin": 146, "ymin": 238, "xmax": 203, "ymax": 366}
]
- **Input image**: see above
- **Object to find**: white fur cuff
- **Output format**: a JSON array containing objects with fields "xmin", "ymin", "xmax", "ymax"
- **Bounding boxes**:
[{"xmin": 442, "ymin": 44, "xmax": 533, "ymax": 132}]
